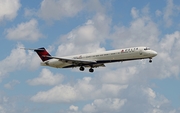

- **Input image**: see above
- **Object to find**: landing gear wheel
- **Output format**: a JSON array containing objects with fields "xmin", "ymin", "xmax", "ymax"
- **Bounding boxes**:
[
  {"xmin": 149, "ymin": 59, "xmax": 152, "ymax": 63},
  {"xmin": 89, "ymin": 68, "xmax": 94, "ymax": 73},
  {"xmin": 79, "ymin": 66, "xmax": 85, "ymax": 71}
]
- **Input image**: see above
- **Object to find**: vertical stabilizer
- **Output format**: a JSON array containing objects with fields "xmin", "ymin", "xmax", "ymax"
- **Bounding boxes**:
[{"xmin": 34, "ymin": 48, "xmax": 52, "ymax": 61}]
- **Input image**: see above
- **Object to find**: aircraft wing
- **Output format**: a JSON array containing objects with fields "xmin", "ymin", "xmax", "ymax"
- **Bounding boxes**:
[{"xmin": 45, "ymin": 56, "xmax": 97, "ymax": 65}]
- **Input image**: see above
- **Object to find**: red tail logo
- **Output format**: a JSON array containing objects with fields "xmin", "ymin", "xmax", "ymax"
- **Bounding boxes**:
[{"xmin": 34, "ymin": 48, "xmax": 52, "ymax": 61}]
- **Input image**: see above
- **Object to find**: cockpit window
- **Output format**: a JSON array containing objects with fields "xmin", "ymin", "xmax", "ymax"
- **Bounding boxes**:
[{"xmin": 144, "ymin": 47, "xmax": 150, "ymax": 50}]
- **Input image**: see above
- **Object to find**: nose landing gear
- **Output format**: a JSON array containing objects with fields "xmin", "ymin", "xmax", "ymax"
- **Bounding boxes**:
[{"xmin": 149, "ymin": 59, "xmax": 152, "ymax": 63}]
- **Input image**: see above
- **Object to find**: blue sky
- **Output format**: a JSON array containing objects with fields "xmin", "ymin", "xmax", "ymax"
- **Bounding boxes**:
[{"xmin": 0, "ymin": 0, "xmax": 180, "ymax": 112}]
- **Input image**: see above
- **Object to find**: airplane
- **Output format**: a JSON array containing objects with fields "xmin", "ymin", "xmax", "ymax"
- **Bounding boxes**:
[{"xmin": 26, "ymin": 46, "xmax": 157, "ymax": 73}]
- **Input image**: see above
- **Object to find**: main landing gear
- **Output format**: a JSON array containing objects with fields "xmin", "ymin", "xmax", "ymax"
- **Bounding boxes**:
[
  {"xmin": 80, "ymin": 66, "xmax": 85, "ymax": 71},
  {"xmin": 79, "ymin": 66, "xmax": 94, "ymax": 73},
  {"xmin": 89, "ymin": 68, "xmax": 94, "ymax": 73}
]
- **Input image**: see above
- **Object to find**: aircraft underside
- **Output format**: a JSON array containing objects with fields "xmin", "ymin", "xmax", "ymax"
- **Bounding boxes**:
[{"xmin": 62, "ymin": 57, "xmax": 153, "ymax": 73}]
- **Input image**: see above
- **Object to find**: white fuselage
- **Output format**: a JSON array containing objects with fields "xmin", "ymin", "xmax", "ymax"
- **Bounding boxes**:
[{"xmin": 41, "ymin": 46, "xmax": 157, "ymax": 68}]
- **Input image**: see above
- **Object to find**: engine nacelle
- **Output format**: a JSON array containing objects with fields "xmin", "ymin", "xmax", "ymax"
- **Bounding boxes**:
[{"xmin": 41, "ymin": 59, "xmax": 69, "ymax": 68}]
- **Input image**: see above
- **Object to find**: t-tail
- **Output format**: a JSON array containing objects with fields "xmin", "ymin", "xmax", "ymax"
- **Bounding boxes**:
[{"xmin": 34, "ymin": 47, "xmax": 52, "ymax": 61}]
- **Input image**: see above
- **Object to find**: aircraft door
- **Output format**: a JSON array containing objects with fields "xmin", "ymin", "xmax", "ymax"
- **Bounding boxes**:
[{"xmin": 139, "ymin": 50, "xmax": 143, "ymax": 55}]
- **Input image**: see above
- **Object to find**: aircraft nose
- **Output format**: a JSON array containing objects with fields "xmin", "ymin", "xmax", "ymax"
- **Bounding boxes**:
[{"xmin": 152, "ymin": 51, "xmax": 157, "ymax": 56}]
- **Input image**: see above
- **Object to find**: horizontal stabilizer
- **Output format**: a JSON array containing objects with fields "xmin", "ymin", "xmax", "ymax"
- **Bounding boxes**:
[
  {"xmin": 21, "ymin": 48, "xmax": 45, "ymax": 51},
  {"xmin": 23, "ymin": 47, "xmax": 52, "ymax": 61}
]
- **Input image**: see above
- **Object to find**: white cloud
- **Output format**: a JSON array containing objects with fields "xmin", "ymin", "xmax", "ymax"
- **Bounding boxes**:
[
  {"xmin": 31, "ymin": 85, "xmax": 80, "ymax": 103},
  {"xmin": 155, "ymin": 10, "xmax": 162, "ymax": 16},
  {"xmin": 38, "ymin": 0, "xmax": 108, "ymax": 22},
  {"xmin": 31, "ymin": 74, "xmax": 128, "ymax": 103},
  {"xmin": 69, "ymin": 105, "xmax": 78, "ymax": 111},
  {"xmin": 156, "ymin": 31, "xmax": 180, "ymax": 78},
  {"xmin": 0, "ymin": 43, "xmax": 27, "ymax": 81},
  {"xmin": 131, "ymin": 7, "xmax": 139, "ymax": 19},
  {"xmin": 0, "ymin": 0, "xmax": 21, "ymax": 22},
  {"xmin": 56, "ymin": 13, "xmax": 110, "ymax": 56},
  {"xmin": 116, "ymin": 85, "xmax": 173, "ymax": 113},
  {"xmin": 162, "ymin": 0, "xmax": 180, "ymax": 27},
  {"xmin": 160, "ymin": 31, "xmax": 180, "ymax": 53},
  {"xmin": 0, "ymin": 93, "xmax": 17, "ymax": 113},
  {"xmin": 24, "ymin": 8, "xmax": 37, "ymax": 17},
  {"xmin": 31, "ymin": 42, "xmax": 179, "ymax": 112},
  {"xmin": 31, "ymin": 77, "xmax": 93, "ymax": 103},
  {"xmin": 39, "ymin": 0, "xmax": 84, "ymax": 20},
  {"xmin": 82, "ymin": 98, "xmax": 127, "ymax": 113},
  {"xmin": 0, "ymin": 106, "xmax": 5, "ymax": 113},
  {"xmin": 101, "ymin": 84, "xmax": 128, "ymax": 96},
  {"xmin": 0, "ymin": 43, "xmax": 41, "ymax": 81},
  {"xmin": 163, "ymin": 0, "xmax": 174, "ymax": 27},
  {"xmin": 27, "ymin": 68, "xmax": 64, "ymax": 86},
  {"xmin": 4, "ymin": 80, "xmax": 20, "ymax": 89},
  {"xmin": 143, "ymin": 88, "xmax": 156, "ymax": 99},
  {"xmin": 27, "ymin": 51, "xmax": 41, "ymax": 70},
  {"xmin": 5, "ymin": 19, "xmax": 43, "ymax": 41},
  {"xmin": 99, "ymin": 67, "xmax": 137, "ymax": 84},
  {"xmin": 111, "ymin": 6, "xmax": 159, "ymax": 49}
]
